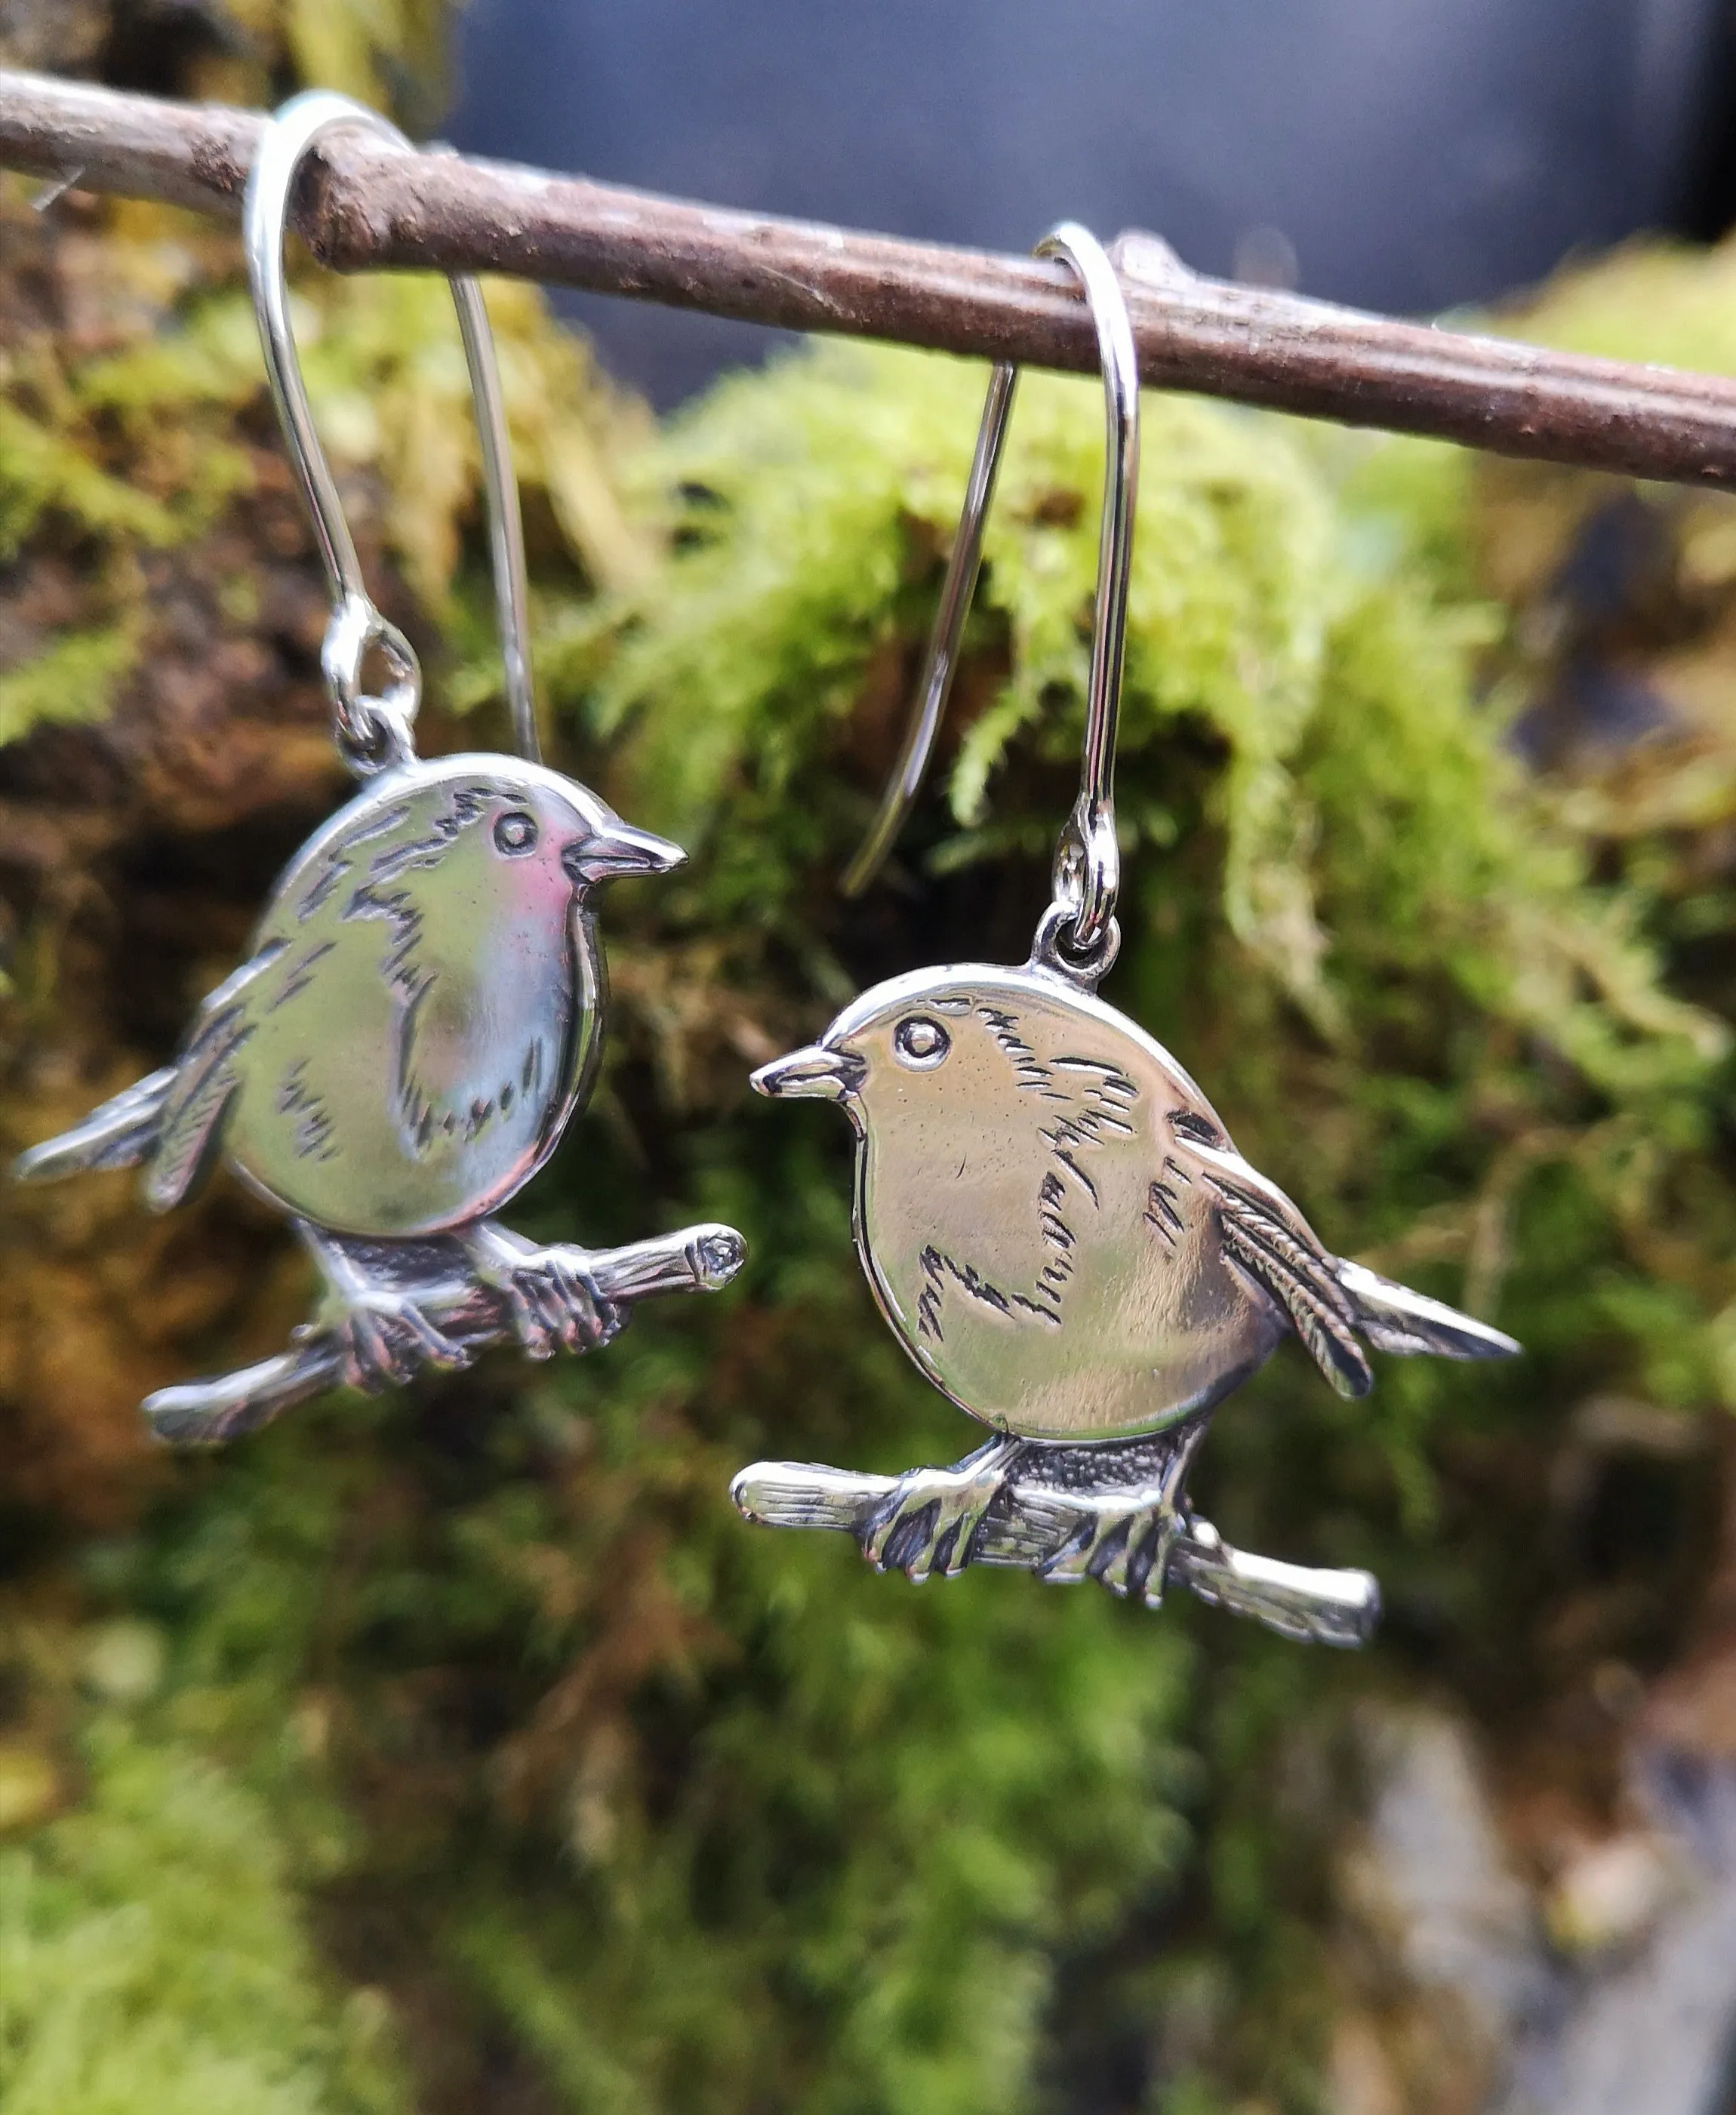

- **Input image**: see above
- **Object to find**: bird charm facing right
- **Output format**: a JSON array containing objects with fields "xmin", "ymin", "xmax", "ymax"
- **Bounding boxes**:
[
  {"xmin": 732, "ymin": 226, "xmax": 1519, "ymax": 1645},
  {"xmin": 11, "ymin": 94, "xmax": 744, "ymax": 1442},
  {"xmin": 17, "ymin": 749, "xmax": 740, "ymax": 1442}
]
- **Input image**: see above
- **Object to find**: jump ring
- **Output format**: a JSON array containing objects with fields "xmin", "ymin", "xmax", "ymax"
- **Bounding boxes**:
[
  {"xmin": 1030, "ymin": 902, "xmax": 1121, "ymax": 989},
  {"xmin": 320, "ymin": 593, "xmax": 421, "ymax": 759}
]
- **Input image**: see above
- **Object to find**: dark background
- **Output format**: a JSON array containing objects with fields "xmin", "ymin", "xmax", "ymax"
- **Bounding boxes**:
[{"xmin": 451, "ymin": 0, "xmax": 1736, "ymax": 405}]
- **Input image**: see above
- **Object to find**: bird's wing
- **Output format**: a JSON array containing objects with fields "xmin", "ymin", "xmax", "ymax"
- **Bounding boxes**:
[
  {"xmin": 1186, "ymin": 1141, "xmax": 1373, "ymax": 1399},
  {"xmin": 890, "ymin": 1004, "xmax": 1147, "ymax": 1340},
  {"xmin": 140, "ymin": 796, "xmax": 439, "ymax": 1212},
  {"xmin": 362, "ymin": 894, "xmax": 577, "ymax": 1161},
  {"xmin": 143, "ymin": 942, "xmax": 286, "ymax": 1211},
  {"xmin": 148, "ymin": 773, "xmax": 543, "ymax": 1208}
]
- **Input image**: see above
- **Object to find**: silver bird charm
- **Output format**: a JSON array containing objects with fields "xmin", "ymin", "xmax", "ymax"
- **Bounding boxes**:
[
  {"xmin": 20, "ymin": 92, "xmax": 749, "ymax": 1444},
  {"xmin": 15, "ymin": 754, "xmax": 745, "ymax": 1439},
  {"xmin": 735, "ymin": 222, "xmax": 1518, "ymax": 1643},
  {"xmin": 737, "ymin": 951, "xmax": 1517, "ymax": 1639}
]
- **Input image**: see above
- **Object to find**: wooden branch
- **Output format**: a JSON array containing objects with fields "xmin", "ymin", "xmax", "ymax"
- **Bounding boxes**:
[{"xmin": 1, "ymin": 68, "xmax": 1734, "ymax": 487}]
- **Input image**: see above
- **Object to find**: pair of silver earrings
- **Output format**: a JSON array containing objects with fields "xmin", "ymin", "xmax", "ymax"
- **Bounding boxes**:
[{"xmin": 14, "ymin": 96, "xmax": 1518, "ymax": 1646}]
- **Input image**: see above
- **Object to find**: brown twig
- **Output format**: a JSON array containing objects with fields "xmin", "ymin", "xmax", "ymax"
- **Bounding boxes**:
[{"xmin": 0, "ymin": 68, "xmax": 1734, "ymax": 486}]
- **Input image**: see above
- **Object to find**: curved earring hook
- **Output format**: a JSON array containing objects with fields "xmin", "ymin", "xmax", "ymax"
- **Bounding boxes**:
[
  {"xmin": 842, "ymin": 222, "xmax": 1139, "ymax": 965},
  {"xmin": 244, "ymin": 90, "xmax": 540, "ymax": 772}
]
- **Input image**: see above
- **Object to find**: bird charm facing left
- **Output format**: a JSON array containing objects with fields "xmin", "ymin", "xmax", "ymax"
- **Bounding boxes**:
[
  {"xmin": 741, "ymin": 937, "xmax": 1515, "ymax": 1645},
  {"xmin": 11, "ymin": 95, "xmax": 743, "ymax": 1442},
  {"xmin": 732, "ymin": 227, "xmax": 1517, "ymax": 1645}
]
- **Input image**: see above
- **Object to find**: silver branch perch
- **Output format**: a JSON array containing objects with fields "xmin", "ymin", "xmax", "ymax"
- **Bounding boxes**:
[
  {"xmin": 146, "ymin": 1223, "xmax": 745, "ymax": 1445},
  {"xmin": 730, "ymin": 1457, "xmax": 1380, "ymax": 1647}
]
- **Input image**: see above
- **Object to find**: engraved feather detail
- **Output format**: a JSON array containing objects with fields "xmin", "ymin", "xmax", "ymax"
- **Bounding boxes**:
[
  {"xmin": 8, "ymin": 745, "xmax": 703, "ymax": 1424},
  {"xmin": 910, "ymin": 1008, "xmax": 1137, "ymax": 1345},
  {"xmin": 1209, "ymin": 1175, "xmax": 1374, "ymax": 1398},
  {"xmin": 143, "ymin": 942, "xmax": 287, "ymax": 1211},
  {"xmin": 755, "ymin": 958, "xmax": 1519, "ymax": 1442},
  {"xmin": 16, "ymin": 757, "xmax": 630, "ymax": 1242}
]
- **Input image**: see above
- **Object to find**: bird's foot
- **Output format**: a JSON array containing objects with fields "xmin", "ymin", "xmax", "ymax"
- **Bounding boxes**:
[
  {"xmin": 462, "ymin": 1227, "xmax": 623, "ymax": 1361},
  {"xmin": 862, "ymin": 1442, "xmax": 1018, "ymax": 1581},
  {"xmin": 1038, "ymin": 1487, "xmax": 1185, "ymax": 1609},
  {"xmin": 303, "ymin": 1284, "xmax": 473, "ymax": 1394}
]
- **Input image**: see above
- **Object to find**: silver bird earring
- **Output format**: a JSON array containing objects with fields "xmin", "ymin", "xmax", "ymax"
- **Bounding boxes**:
[
  {"xmin": 734, "ymin": 223, "xmax": 1516, "ymax": 1646},
  {"xmin": 13, "ymin": 91, "xmax": 743, "ymax": 1442}
]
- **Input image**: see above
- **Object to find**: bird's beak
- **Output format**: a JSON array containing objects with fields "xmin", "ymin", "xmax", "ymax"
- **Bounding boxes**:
[
  {"xmin": 562, "ymin": 819, "xmax": 686, "ymax": 886},
  {"xmin": 750, "ymin": 1042, "xmax": 864, "ymax": 1102}
]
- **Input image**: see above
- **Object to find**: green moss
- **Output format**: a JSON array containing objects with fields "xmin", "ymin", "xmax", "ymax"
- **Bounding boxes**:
[
  {"xmin": 0, "ymin": 622, "xmax": 136, "ymax": 743},
  {"xmin": 595, "ymin": 339, "xmax": 1716, "ymax": 1112},
  {"xmin": 0, "ymin": 398, "xmax": 176, "ymax": 558},
  {"xmin": 0, "ymin": 229, "xmax": 640, "ymax": 756},
  {"xmin": 0, "ymin": 1719, "xmax": 405, "ymax": 2115},
  {"xmin": 1483, "ymin": 236, "xmax": 1736, "ymax": 370}
]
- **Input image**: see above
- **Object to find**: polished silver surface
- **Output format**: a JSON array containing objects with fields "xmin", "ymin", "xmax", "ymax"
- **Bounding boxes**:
[
  {"xmin": 754, "ymin": 953, "xmax": 1518, "ymax": 1448},
  {"xmin": 451, "ymin": 256, "xmax": 539, "ymax": 764},
  {"xmin": 730, "ymin": 1439, "xmax": 1380, "ymax": 1646},
  {"xmin": 747, "ymin": 217, "xmax": 1517, "ymax": 1637},
  {"xmin": 7, "ymin": 97, "xmax": 743, "ymax": 1436},
  {"xmin": 244, "ymin": 90, "xmax": 540, "ymax": 766},
  {"xmin": 842, "ymin": 221, "xmax": 1137, "ymax": 962},
  {"xmin": 12, "ymin": 753, "xmax": 734, "ymax": 1421},
  {"xmin": 151, "ymin": 755, "xmax": 676, "ymax": 1238},
  {"xmin": 147, "ymin": 1223, "xmax": 745, "ymax": 1443},
  {"xmin": 743, "ymin": 912, "xmax": 1516, "ymax": 1632}
]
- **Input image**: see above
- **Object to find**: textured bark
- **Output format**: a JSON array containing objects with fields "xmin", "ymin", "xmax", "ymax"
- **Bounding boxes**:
[{"xmin": 2, "ymin": 72, "xmax": 1736, "ymax": 485}]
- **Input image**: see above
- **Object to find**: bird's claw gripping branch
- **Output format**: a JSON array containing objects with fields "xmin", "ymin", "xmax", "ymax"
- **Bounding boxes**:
[
  {"xmin": 143, "ymin": 1224, "xmax": 746, "ymax": 1444},
  {"xmin": 730, "ymin": 1445, "xmax": 1380, "ymax": 1648}
]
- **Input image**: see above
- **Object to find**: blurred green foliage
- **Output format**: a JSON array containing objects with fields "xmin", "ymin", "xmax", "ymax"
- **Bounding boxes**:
[
  {"xmin": 0, "ymin": 1716, "xmax": 402, "ymax": 2113},
  {"xmin": 7, "ymin": 112, "xmax": 1736, "ymax": 2115}
]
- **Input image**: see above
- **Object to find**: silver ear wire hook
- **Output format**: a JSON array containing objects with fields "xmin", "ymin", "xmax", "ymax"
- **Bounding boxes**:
[
  {"xmin": 244, "ymin": 90, "xmax": 540, "ymax": 772},
  {"xmin": 842, "ymin": 222, "xmax": 1138, "ymax": 968}
]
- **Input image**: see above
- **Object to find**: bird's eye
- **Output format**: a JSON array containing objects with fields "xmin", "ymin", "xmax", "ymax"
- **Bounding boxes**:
[
  {"xmin": 494, "ymin": 811, "xmax": 538, "ymax": 856},
  {"xmin": 894, "ymin": 1016, "xmax": 950, "ymax": 1070}
]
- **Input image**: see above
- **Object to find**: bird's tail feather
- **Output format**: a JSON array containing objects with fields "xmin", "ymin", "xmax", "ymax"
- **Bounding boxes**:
[
  {"xmin": 12, "ymin": 1067, "xmax": 176, "ymax": 1184},
  {"xmin": 1334, "ymin": 1258, "xmax": 1520, "ymax": 1362}
]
